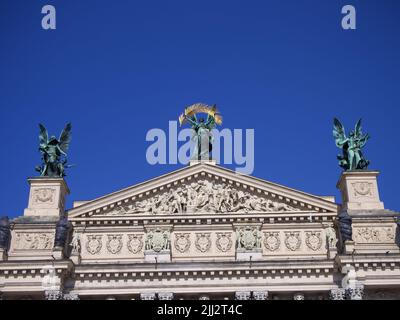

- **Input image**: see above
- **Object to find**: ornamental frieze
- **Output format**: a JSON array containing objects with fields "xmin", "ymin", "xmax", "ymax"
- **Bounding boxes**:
[
  {"xmin": 353, "ymin": 227, "xmax": 395, "ymax": 243},
  {"xmin": 263, "ymin": 232, "xmax": 281, "ymax": 251},
  {"xmin": 103, "ymin": 179, "xmax": 299, "ymax": 216},
  {"xmin": 127, "ymin": 234, "xmax": 144, "ymax": 254},
  {"xmin": 86, "ymin": 235, "xmax": 103, "ymax": 255},
  {"xmin": 216, "ymin": 233, "xmax": 233, "ymax": 252},
  {"xmin": 284, "ymin": 232, "xmax": 301, "ymax": 251},
  {"xmin": 106, "ymin": 234, "xmax": 123, "ymax": 254},
  {"xmin": 195, "ymin": 233, "xmax": 211, "ymax": 253},
  {"xmin": 174, "ymin": 233, "xmax": 191, "ymax": 253},
  {"xmin": 14, "ymin": 232, "xmax": 54, "ymax": 250}
]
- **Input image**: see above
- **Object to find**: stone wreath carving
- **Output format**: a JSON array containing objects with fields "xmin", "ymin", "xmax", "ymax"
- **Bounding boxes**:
[
  {"xmin": 263, "ymin": 232, "xmax": 281, "ymax": 251},
  {"xmin": 86, "ymin": 235, "xmax": 103, "ymax": 255},
  {"xmin": 216, "ymin": 233, "xmax": 233, "ymax": 252},
  {"xmin": 305, "ymin": 232, "xmax": 322, "ymax": 251},
  {"xmin": 284, "ymin": 232, "xmax": 301, "ymax": 251},
  {"xmin": 106, "ymin": 234, "xmax": 123, "ymax": 254},
  {"xmin": 195, "ymin": 233, "xmax": 211, "ymax": 253},
  {"xmin": 127, "ymin": 234, "xmax": 144, "ymax": 254},
  {"xmin": 174, "ymin": 233, "xmax": 191, "ymax": 253},
  {"xmin": 351, "ymin": 182, "xmax": 373, "ymax": 197},
  {"xmin": 32, "ymin": 188, "xmax": 55, "ymax": 204},
  {"xmin": 106, "ymin": 179, "xmax": 298, "ymax": 215}
]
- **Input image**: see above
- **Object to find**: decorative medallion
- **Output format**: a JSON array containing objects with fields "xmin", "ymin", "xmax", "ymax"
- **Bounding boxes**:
[
  {"xmin": 174, "ymin": 233, "xmax": 191, "ymax": 253},
  {"xmin": 145, "ymin": 229, "xmax": 170, "ymax": 252},
  {"xmin": 305, "ymin": 232, "xmax": 322, "ymax": 251},
  {"xmin": 33, "ymin": 188, "xmax": 55, "ymax": 204},
  {"xmin": 195, "ymin": 233, "xmax": 211, "ymax": 253},
  {"xmin": 351, "ymin": 182, "xmax": 373, "ymax": 197},
  {"xmin": 236, "ymin": 226, "xmax": 262, "ymax": 250},
  {"xmin": 216, "ymin": 233, "xmax": 233, "ymax": 252},
  {"xmin": 127, "ymin": 234, "xmax": 144, "ymax": 254},
  {"xmin": 106, "ymin": 234, "xmax": 123, "ymax": 254},
  {"xmin": 284, "ymin": 232, "xmax": 301, "ymax": 251},
  {"xmin": 86, "ymin": 235, "xmax": 103, "ymax": 255},
  {"xmin": 263, "ymin": 232, "xmax": 281, "ymax": 251}
]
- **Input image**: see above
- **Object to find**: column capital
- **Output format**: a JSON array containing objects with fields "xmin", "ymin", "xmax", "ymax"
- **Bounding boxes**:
[
  {"xmin": 253, "ymin": 291, "xmax": 268, "ymax": 300},
  {"xmin": 330, "ymin": 288, "xmax": 346, "ymax": 300},
  {"xmin": 235, "ymin": 291, "xmax": 251, "ymax": 300},
  {"xmin": 158, "ymin": 292, "xmax": 174, "ymax": 300},
  {"xmin": 140, "ymin": 293, "xmax": 156, "ymax": 300}
]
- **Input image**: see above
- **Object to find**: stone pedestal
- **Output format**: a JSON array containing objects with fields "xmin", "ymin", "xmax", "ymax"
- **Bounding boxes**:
[
  {"xmin": 70, "ymin": 252, "xmax": 81, "ymax": 264},
  {"xmin": 144, "ymin": 250, "xmax": 171, "ymax": 263},
  {"xmin": 337, "ymin": 171, "xmax": 384, "ymax": 211},
  {"xmin": 24, "ymin": 178, "xmax": 70, "ymax": 218},
  {"xmin": 52, "ymin": 247, "xmax": 64, "ymax": 260},
  {"xmin": 236, "ymin": 249, "xmax": 262, "ymax": 261},
  {"xmin": 0, "ymin": 248, "xmax": 7, "ymax": 261}
]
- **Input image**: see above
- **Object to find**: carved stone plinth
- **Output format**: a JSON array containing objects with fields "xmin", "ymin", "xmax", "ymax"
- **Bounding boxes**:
[
  {"xmin": 337, "ymin": 171, "xmax": 384, "ymax": 211},
  {"xmin": 24, "ymin": 178, "xmax": 70, "ymax": 218},
  {"xmin": 236, "ymin": 249, "xmax": 262, "ymax": 262},
  {"xmin": 52, "ymin": 247, "xmax": 64, "ymax": 260},
  {"xmin": 144, "ymin": 250, "xmax": 171, "ymax": 263},
  {"xmin": 330, "ymin": 289, "xmax": 346, "ymax": 300},
  {"xmin": 158, "ymin": 292, "xmax": 174, "ymax": 300},
  {"xmin": 235, "ymin": 291, "xmax": 251, "ymax": 300},
  {"xmin": 140, "ymin": 293, "xmax": 156, "ymax": 300},
  {"xmin": 0, "ymin": 248, "xmax": 7, "ymax": 261},
  {"xmin": 70, "ymin": 253, "xmax": 81, "ymax": 264},
  {"xmin": 45, "ymin": 290, "xmax": 63, "ymax": 300},
  {"xmin": 253, "ymin": 291, "xmax": 268, "ymax": 300}
]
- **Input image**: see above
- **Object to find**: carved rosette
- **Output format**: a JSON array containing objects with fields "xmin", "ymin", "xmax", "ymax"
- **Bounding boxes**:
[
  {"xmin": 305, "ymin": 232, "xmax": 322, "ymax": 251},
  {"xmin": 106, "ymin": 235, "xmax": 123, "ymax": 254},
  {"xmin": 195, "ymin": 233, "xmax": 211, "ymax": 253},
  {"xmin": 263, "ymin": 232, "xmax": 281, "ymax": 251},
  {"xmin": 284, "ymin": 232, "xmax": 301, "ymax": 251},
  {"xmin": 86, "ymin": 235, "xmax": 103, "ymax": 255},
  {"xmin": 174, "ymin": 233, "xmax": 191, "ymax": 253},
  {"xmin": 216, "ymin": 233, "xmax": 233, "ymax": 252},
  {"xmin": 127, "ymin": 234, "xmax": 144, "ymax": 254},
  {"xmin": 14, "ymin": 233, "xmax": 54, "ymax": 250}
]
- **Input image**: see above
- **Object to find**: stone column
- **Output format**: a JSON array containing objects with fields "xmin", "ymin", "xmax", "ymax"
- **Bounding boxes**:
[
  {"xmin": 158, "ymin": 292, "xmax": 174, "ymax": 300},
  {"xmin": 45, "ymin": 290, "xmax": 63, "ymax": 300},
  {"xmin": 329, "ymin": 289, "xmax": 345, "ymax": 300},
  {"xmin": 293, "ymin": 293, "xmax": 305, "ymax": 300},
  {"xmin": 235, "ymin": 291, "xmax": 251, "ymax": 300},
  {"xmin": 140, "ymin": 293, "xmax": 156, "ymax": 300},
  {"xmin": 346, "ymin": 285, "xmax": 364, "ymax": 300},
  {"xmin": 252, "ymin": 291, "xmax": 268, "ymax": 300}
]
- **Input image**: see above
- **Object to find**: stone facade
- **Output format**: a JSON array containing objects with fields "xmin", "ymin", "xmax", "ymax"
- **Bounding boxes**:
[{"xmin": 0, "ymin": 162, "xmax": 399, "ymax": 300}]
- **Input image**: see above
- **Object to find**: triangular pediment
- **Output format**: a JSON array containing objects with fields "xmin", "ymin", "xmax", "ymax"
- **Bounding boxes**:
[{"xmin": 67, "ymin": 163, "xmax": 338, "ymax": 220}]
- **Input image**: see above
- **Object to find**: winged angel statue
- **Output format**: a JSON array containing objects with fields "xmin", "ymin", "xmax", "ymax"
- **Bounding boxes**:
[
  {"xmin": 333, "ymin": 118, "xmax": 370, "ymax": 171},
  {"xmin": 35, "ymin": 123, "xmax": 72, "ymax": 177},
  {"xmin": 179, "ymin": 103, "xmax": 222, "ymax": 161}
]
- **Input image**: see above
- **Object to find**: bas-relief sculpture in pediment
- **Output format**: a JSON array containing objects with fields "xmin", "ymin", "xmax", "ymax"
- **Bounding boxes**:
[{"xmin": 101, "ymin": 178, "xmax": 301, "ymax": 216}]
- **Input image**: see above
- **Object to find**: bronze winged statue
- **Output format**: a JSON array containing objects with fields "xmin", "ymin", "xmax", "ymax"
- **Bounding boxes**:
[
  {"xmin": 333, "ymin": 118, "xmax": 370, "ymax": 171},
  {"xmin": 35, "ymin": 123, "xmax": 72, "ymax": 177}
]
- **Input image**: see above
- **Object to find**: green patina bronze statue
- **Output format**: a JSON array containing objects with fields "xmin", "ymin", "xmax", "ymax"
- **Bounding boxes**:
[
  {"xmin": 333, "ymin": 118, "xmax": 370, "ymax": 171},
  {"xmin": 179, "ymin": 103, "xmax": 222, "ymax": 161},
  {"xmin": 36, "ymin": 123, "xmax": 72, "ymax": 177}
]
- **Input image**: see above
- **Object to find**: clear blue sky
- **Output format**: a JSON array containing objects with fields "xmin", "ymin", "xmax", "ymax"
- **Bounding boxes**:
[{"xmin": 1, "ymin": 0, "xmax": 399, "ymax": 217}]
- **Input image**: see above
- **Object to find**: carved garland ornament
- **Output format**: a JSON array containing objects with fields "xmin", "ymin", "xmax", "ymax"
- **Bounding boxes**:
[
  {"xmin": 305, "ymin": 231, "xmax": 322, "ymax": 251},
  {"xmin": 284, "ymin": 232, "xmax": 301, "ymax": 251},
  {"xmin": 216, "ymin": 233, "xmax": 233, "ymax": 252},
  {"xmin": 174, "ymin": 233, "xmax": 191, "ymax": 253},
  {"xmin": 353, "ymin": 227, "xmax": 395, "ymax": 243},
  {"xmin": 127, "ymin": 234, "xmax": 144, "ymax": 254},
  {"xmin": 351, "ymin": 182, "xmax": 373, "ymax": 197},
  {"xmin": 86, "ymin": 235, "xmax": 103, "ymax": 255},
  {"xmin": 195, "ymin": 233, "xmax": 211, "ymax": 253},
  {"xmin": 263, "ymin": 232, "xmax": 281, "ymax": 251},
  {"xmin": 32, "ymin": 188, "xmax": 55, "ymax": 204},
  {"xmin": 14, "ymin": 233, "xmax": 54, "ymax": 250},
  {"xmin": 106, "ymin": 234, "xmax": 123, "ymax": 254}
]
